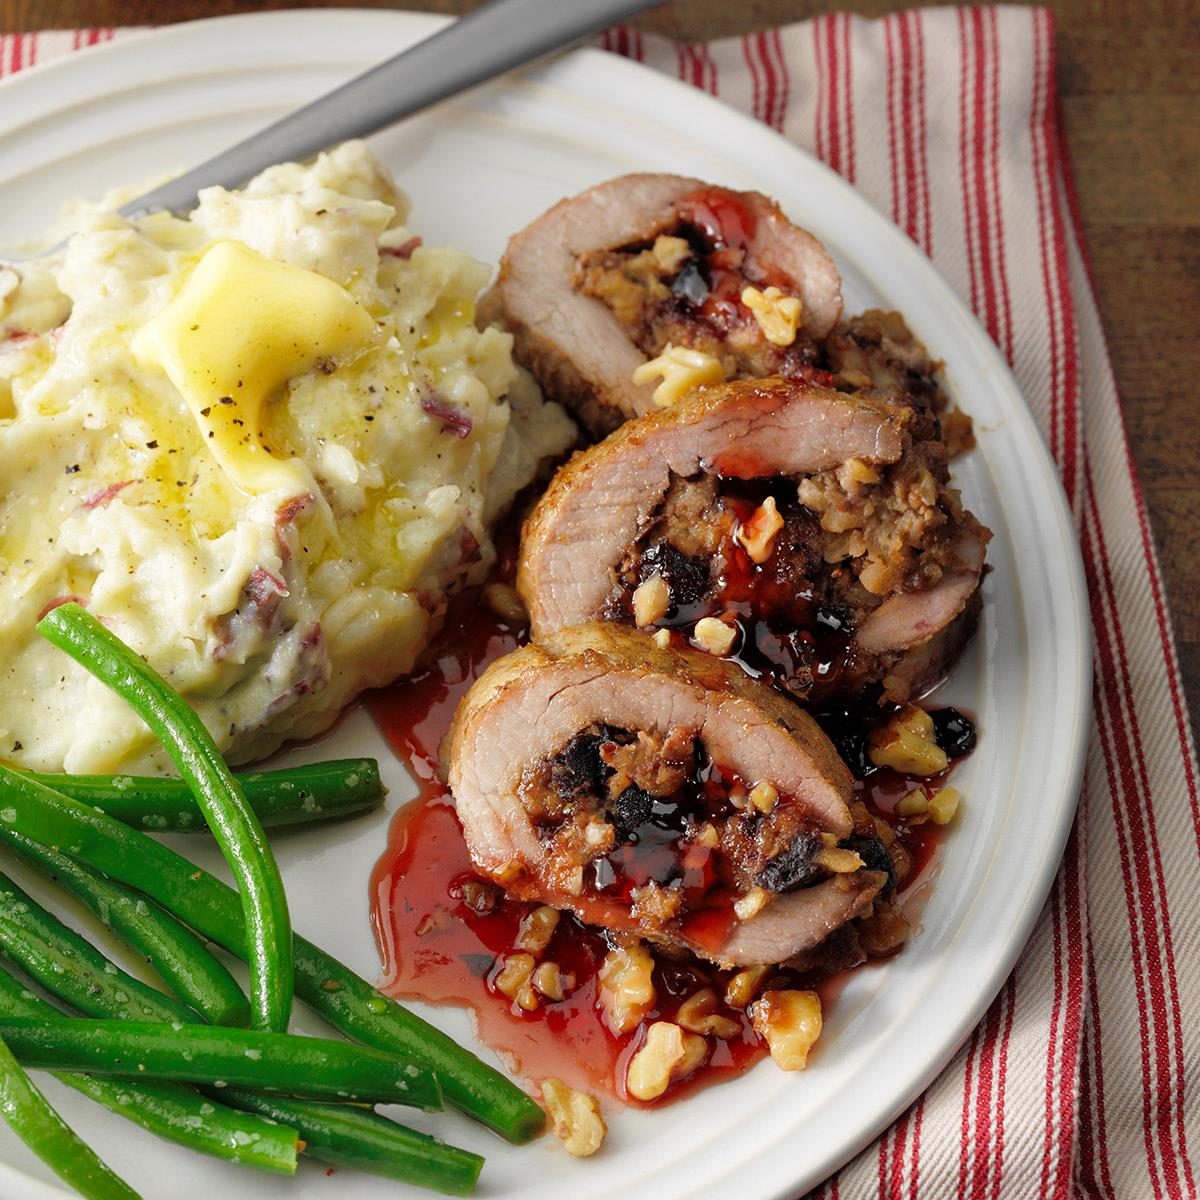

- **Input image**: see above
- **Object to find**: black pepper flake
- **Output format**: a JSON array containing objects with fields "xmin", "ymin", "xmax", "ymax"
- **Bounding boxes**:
[
  {"xmin": 207, "ymin": 431, "xmax": 214, "ymax": 438},
  {"xmin": 199, "ymin": 407, "xmax": 211, "ymax": 417},
  {"xmin": 176, "ymin": 480, "xmax": 186, "ymax": 487},
  {"xmin": 189, "ymin": 324, "xmax": 199, "ymax": 331},
  {"xmin": 232, "ymin": 419, "xmax": 244, "ymax": 427},
  {"xmin": 145, "ymin": 440, "xmax": 158, "ymax": 449},
  {"xmin": 11, "ymin": 742, "xmax": 21, "ymax": 752},
  {"xmin": 64, "ymin": 464, "xmax": 80, "ymax": 474},
  {"xmin": 218, "ymin": 396, "xmax": 234, "ymax": 405},
  {"xmin": 364, "ymin": 414, "xmax": 374, "ymax": 421}
]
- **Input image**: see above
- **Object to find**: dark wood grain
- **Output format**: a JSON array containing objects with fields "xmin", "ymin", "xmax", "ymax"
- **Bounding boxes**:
[{"xmin": 5, "ymin": 0, "xmax": 1198, "ymax": 744}]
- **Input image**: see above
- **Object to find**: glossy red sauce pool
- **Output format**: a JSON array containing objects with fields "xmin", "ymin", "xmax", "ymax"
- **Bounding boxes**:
[{"xmin": 368, "ymin": 593, "xmax": 952, "ymax": 1103}]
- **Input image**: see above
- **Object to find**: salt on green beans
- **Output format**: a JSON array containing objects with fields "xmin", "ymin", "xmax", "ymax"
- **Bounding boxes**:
[
  {"xmin": 0, "ymin": 1017, "xmax": 442, "ymax": 1108},
  {"xmin": 223, "ymin": 1091, "xmax": 483, "ymax": 1198},
  {"xmin": 2, "ymin": 834, "xmax": 249, "ymax": 1027},
  {"xmin": 0, "ymin": 967, "xmax": 298, "ymax": 1176},
  {"xmin": 37, "ymin": 603, "xmax": 293, "ymax": 1033},
  {"xmin": 0, "ymin": 766, "xmax": 545, "ymax": 1143},
  {"xmin": 0, "ymin": 870, "xmax": 197, "ymax": 1027},
  {"xmin": 0, "ymin": 859, "xmax": 482, "ymax": 1197},
  {"xmin": 21, "ymin": 759, "xmax": 384, "ymax": 833},
  {"xmin": 0, "ymin": 1028, "xmax": 140, "ymax": 1200}
]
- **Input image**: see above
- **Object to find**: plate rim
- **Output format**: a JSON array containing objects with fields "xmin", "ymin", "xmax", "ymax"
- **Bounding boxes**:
[{"xmin": 0, "ymin": 10, "xmax": 1092, "ymax": 1199}]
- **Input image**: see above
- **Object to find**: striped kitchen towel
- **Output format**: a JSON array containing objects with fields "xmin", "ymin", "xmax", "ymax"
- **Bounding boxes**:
[{"xmin": 3, "ymin": 9, "xmax": 1195, "ymax": 1197}]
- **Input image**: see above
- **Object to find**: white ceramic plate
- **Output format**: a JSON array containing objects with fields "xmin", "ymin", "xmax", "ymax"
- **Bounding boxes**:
[{"xmin": 0, "ymin": 11, "xmax": 1090, "ymax": 1199}]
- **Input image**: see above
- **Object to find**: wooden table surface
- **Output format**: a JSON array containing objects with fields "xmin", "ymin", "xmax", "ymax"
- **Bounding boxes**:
[{"xmin": 5, "ymin": 0, "xmax": 1198, "ymax": 743}]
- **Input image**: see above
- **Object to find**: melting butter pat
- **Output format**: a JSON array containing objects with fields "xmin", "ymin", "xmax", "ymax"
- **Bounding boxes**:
[{"xmin": 133, "ymin": 240, "xmax": 375, "ymax": 494}]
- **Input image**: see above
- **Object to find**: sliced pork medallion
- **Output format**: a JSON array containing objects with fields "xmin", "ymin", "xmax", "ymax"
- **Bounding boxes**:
[
  {"xmin": 444, "ymin": 623, "xmax": 885, "ymax": 967},
  {"xmin": 518, "ymin": 376, "xmax": 990, "ymax": 704},
  {"xmin": 484, "ymin": 173, "xmax": 843, "ymax": 435}
]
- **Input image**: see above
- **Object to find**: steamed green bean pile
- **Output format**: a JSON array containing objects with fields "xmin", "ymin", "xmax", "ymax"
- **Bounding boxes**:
[{"xmin": 0, "ymin": 602, "xmax": 540, "ymax": 1197}]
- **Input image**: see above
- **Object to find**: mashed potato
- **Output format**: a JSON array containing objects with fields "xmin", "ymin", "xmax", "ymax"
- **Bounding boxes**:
[{"xmin": 0, "ymin": 142, "xmax": 574, "ymax": 773}]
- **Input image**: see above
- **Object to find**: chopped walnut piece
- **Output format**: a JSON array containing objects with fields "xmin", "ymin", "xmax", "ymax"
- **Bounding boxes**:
[
  {"xmin": 895, "ymin": 789, "xmax": 931, "ymax": 818},
  {"xmin": 652, "ymin": 628, "xmax": 672, "ymax": 649},
  {"xmin": 676, "ymin": 988, "xmax": 741, "ymax": 1040},
  {"xmin": 584, "ymin": 818, "xmax": 616, "ymax": 850},
  {"xmin": 725, "ymin": 965, "xmax": 772, "ymax": 1009},
  {"xmin": 748, "ymin": 781, "xmax": 779, "ymax": 814},
  {"xmin": 836, "ymin": 457, "xmax": 881, "ymax": 490},
  {"xmin": 460, "ymin": 880, "xmax": 499, "ymax": 915},
  {"xmin": 812, "ymin": 845, "xmax": 865, "ymax": 874},
  {"xmin": 632, "ymin": 574, "xmax": 671, "ymax": 627},
  {"xmin": 692, "ymin": 616, "xmax": 737, "ymax": 657},
  {"xmin": 626, "ymin": 1022, "xmax": 708, "ymax": 1101},
  {"xmin": 515, "ymin": 905, "xmax": 560, "ymax": 955},
  {"xmin": 532, "ymin": 961, "xmax": 566, "ymax": 1001},
  {"xmin": 597, "ymin": 941, "xmax": 656, "ymax": 1034},
  {"xmin": 542, "ymin": 1078, "xmax": 607, "ymax": 1157},
  {"xmin": 652, "ymin": 235, "xmax": 692, "ymax": 273},
  {"xmin": 741, "ymin": 285, "xmax": 803, "ymax": 346},
  {"xmin": 735, "ymin": 496, "xmax": 786, "ymax": 564},
  {"xmin": 733, "ymin": 886, "xmax": 772, "ymax": 921},
  {"xmin": 632, "ymin": 344, "xmax": 725, "ymax": 408},
  {"xmin": 868, "ymin": 705, "xmax": 949, "ymax": 776},
  {"xmin": 927, "ymin": 786, "xmax": 962, "ymax": 825},
  {"xmin": 493, "ymin": 952, "xmax": 538, "ymax": 1012},
  {"xmin": 749, "ymin": 989, "xmax": 823, "ymax": 1070}
]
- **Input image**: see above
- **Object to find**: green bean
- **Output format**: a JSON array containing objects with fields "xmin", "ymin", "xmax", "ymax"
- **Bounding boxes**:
[
  {"xmin": 0, "ymin": 967, "xmax": 298, "ymax": 1175},
  {"xmin": 0, "ymin": 767, "xmax": 545, "ymax": 1143},
  {"xmin": 0, "ymin": 1029, "xmax": 141, "ymax": 1200},
  {"xmin": 0, "ymin": 862, "xmax": 479, "ymax": 1196},
  {"xmin": 3, "ymin": 833, "xmax": 249, "ymax": 1027},
  {"xmin": 223, "ymin": 1091, "xmax": 483, "ymax": 1198},
  {"xmin": 0, "ymin": 1017, "xmax": 442, "ymax": 1108},
  {"xmin": 21, "ymin": 759, "xmax": 384, "ymax": 833},
  {"xmin": 0, "ymin": 870, "xmax": 196, "ymax": 1026},
  {"xmin": 37, "ymin": 603, "xmax": 292, "ymax": 1033}
]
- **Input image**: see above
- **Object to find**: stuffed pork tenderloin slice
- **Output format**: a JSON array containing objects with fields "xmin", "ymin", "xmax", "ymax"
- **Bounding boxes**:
[
  {"xmin": 518, "ymin": 376, "xmax": 990, "ymax": 705},
  {"xmin": 481, "ymin": 173, "xmax": 843, "ymax": 437},
  {"xmin": 444, "ymin": 623, "xmax": 887, "ymax": 968}
]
